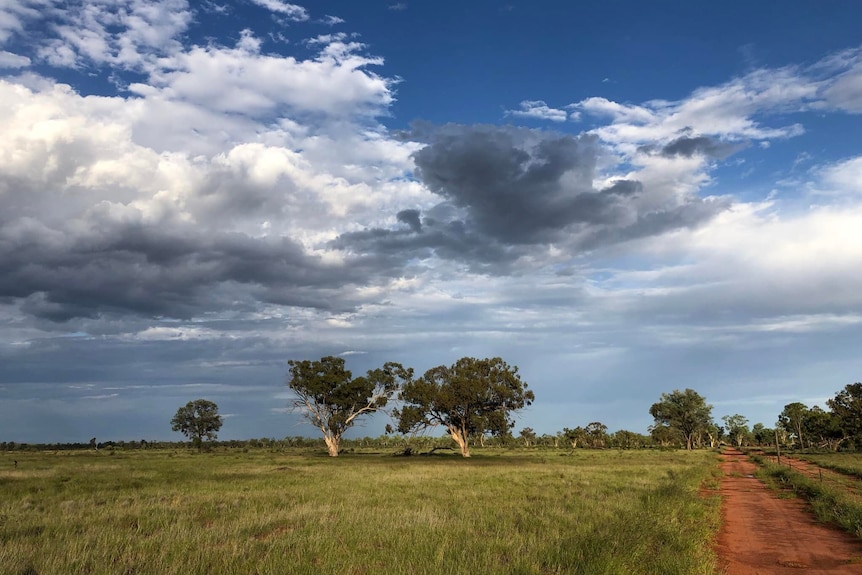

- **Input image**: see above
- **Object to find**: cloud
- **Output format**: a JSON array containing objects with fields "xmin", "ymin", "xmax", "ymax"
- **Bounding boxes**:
[
  {"xmin": 506, "ymin": 100, "xmax": 569, "ymax": 122},
  {"xmin": 572, "ymin": 65, "xmax": 817, "ymax": 148},
  {"xmin": 32, "ymin": 0, "xmax": 193, "ymax": 71},
  {"xmin": 248, "ymin": 0, "xmax": 309, "ymax": 21},
  {"xmin": 651, "ymin": 135, "xmax": 744, "ymax": 159},
  {"xmin": 0, "ymin": 0, "xmax": 44, "ymax": 44},
  {"xmin": 321, "ymin": 15, "xmax": 345, "ymax": 26},
  {"xmin": 0, "ymin": 50, "xmax": 29, "ymax": 67},
  {"xmin": 334, "ymin": 124, "xmax": 728, "ymax": 272},
  {"xmin": 140, "ymin": 31, "xmax": 393, "ymax": 119},
  {"xmin": 388, "ymin": 3, "xmax": 407, "ymax": 11}
]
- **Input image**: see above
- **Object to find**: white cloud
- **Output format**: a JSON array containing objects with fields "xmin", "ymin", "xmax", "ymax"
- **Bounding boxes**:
[
  {"xmin": 144, "ymin": 33, "xmax": 393, "ymax": 119},
  {"xmin": 0, "ymin": 49, "xmax": 28, "ymax": 67},
  {"xmin": 32, "ymin": 0, "xmax": 192, "ymax": 70},
  {"xmin": 322, "ymin": 15, "xmax": 345, "ymax": 26},
  {"xmin": 574, "ymin": 67, "xmax": 816, "ymax": 148},
  {"xmin": 814, "ymin": 156, "xmax": 862, "ymax": 197},
  {"xmin": 248, "ymin": 0, "xmax": 308, "ymax": 21},
  {"xmin": 0, "ymin": 0, "xmax": 44, "ymax": 44},
  {"xmin": 505, "ymin": 100, "xmax": 568, "ymax": 122}
]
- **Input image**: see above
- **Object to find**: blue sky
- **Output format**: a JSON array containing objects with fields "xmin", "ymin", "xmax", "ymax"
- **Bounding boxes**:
[{"xmin": 1, "ymin": 0, "xmax": 861, "ymax": 443}]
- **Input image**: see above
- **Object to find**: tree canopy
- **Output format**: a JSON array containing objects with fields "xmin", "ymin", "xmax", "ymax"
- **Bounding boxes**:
[
  {"xmin": 392, "ymin": 356, "xmax": 534, "ymax": 457},
  {"xmin": 287, "ymin": 356, "xmax": 413, "ymax": 457},
  {"xmin": 171, "ymin": 399, "xmax": 223, "ymax": 450},
  {"xmin": 777, "ymin": 402, "xmax": 809, "ymax": 449},
  {"xmin": 649, "ymin": 389, "xmax": 713, "ymax": 450},
  {"xmin": 827, "ymin": 382, "xmax": 862, "ymax": 446}
]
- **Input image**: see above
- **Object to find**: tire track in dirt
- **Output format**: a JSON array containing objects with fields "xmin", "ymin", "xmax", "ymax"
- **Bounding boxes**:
[{"xmin": 715, "ymin": 449, "xmax": 862, "ymax": 574}]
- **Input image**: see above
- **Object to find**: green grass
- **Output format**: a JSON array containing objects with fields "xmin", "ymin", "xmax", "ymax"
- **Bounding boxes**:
[
  {"xmin": 752, "ymin": 454, "xmax": 862, "ymax": 538},
  {"xmin": 1, "ymin": 449, "xmax": 721, "ymax": 575},
  {"xmin": 797, "ymin": 453, "xmax": 862, "ymax": 480}
]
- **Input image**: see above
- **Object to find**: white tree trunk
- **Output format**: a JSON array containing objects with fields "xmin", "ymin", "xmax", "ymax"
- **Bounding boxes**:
[
  {"xmin": 449, "ymin": 428, "xmax": 471, "ymax": 457},
  {"xmin": 323, "ymin": 433, "xmax": 340, "ymax": 457}
]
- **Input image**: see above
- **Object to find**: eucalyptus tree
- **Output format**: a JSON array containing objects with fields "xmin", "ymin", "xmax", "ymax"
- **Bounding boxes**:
[
  {"xmin": 649, "ymin": 389, "xmax": 713, "ymax": 450},
  {"xmin": 392, "ymin": 356, "xmax": 534, "ymax": 457},
  {"xmin": 777, "ymin": 402, "xmax": 809, "ymax": 449},
  {"xmin": 171, "ymin": 399, "xmax": 223, "ymax": 450},
  {"xmin": 287, "ymin": 356, "xmax": 413, "ymax": 457},
  {"xmin": 722, "ymin": 414, "xmax": 750, "ymax": 448},
  {"xmin": 827, "ymin": 383, "xmax": 862, "ymax": 446}
]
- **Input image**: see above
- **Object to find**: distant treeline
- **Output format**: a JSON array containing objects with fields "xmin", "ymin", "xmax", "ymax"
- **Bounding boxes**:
[{"xmin": 1, "ymin": 429, "xmax": 656, "ymax": 452}]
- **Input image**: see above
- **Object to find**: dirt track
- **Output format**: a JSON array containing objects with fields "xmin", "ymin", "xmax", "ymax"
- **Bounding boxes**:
[{"xmin": 715, "ymin": 449, "xmax": 862, "ymax": 574}]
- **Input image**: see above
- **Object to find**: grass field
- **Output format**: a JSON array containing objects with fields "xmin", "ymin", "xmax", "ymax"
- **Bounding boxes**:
[
  {"xmin": 797, "ymin": 453, "xmax": 862, "ymax": 479},
  {"xmin": 1, "ymin": 448, "xmax": 721, "ymax": 575}
]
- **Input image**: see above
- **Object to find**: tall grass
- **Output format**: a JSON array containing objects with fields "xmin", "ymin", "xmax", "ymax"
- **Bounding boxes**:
[
  {"xmin": 797, "ymin": 453, "xmax": 862, "ymax": 480},
  {"xmin": 1, "ymin": 449, "xmax": 720, "ymax": 575}
]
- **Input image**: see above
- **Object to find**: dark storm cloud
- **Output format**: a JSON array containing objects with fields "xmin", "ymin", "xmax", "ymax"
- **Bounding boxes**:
[
  {"xmin": 336, "ymin": 124, "xmax": 729, "ymax": 269},
  {"xmin": 396, "ymin": 209, "xmax": 422, "ymax": 232},
  {"xmin": 0, "ymin": 218, "xmax": 384, "ymax": 322},
  {"xmin": 656, "ymin": 135, "xmax": 743, "ymax": 159}
]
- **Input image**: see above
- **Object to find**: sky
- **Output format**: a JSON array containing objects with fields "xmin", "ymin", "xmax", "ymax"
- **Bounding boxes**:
[{"xmin": 1, "ymin": 0, "xmax": 861, "ymax": 443}]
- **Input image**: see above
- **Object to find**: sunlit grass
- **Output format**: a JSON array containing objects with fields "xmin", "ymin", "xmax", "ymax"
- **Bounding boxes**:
[
  {"xmin": 797, "ymin": 453, "xmax": 862, "ymax": 480},
  {"xmin": 1, "ymin": 449, "xmax": 720, "ymax": 575}
]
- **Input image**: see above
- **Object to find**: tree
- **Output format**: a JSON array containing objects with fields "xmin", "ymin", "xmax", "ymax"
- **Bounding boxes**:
[
  {"xmin": 751, "ymin": 423, "xmax": 774, "ymax": 446},
  {"xmin": 827, "ymin": 383, "xmax": 862, "ymax": 447},
  {"xmin": 392, "ymin": 356, "xmax": 534, "ymax": 457},
  {"xmin": 518, "ymin": 427, "xmax": 537, "ymax": 447},
  {"xmin": 171, "ymin": 399, "xmax": 223, "ymax": 450},
  {"xmin": 649, "ymin": 389, "xmax": 713, "ymax": 450},
  {"xmin": 287, "ymin": 356, "xmax": 412, "ymax": 457},
  {"xmin": 562, "ymin": 426, "xmax": 588, "ymax": 449},
  {"xmin": 585, "ymin": 421, "xmax": 608, "ymax": 448},
  {"xmin": 777, "ymin": 402, "xmax": 809, "ymax": 449},
  {"xmin": 649, "ymin": 423, "xmax": 681, "ymax": 448},
  {"xmin": 722, "ymin": 414, "xmax": 750, "ymax": 448},
  {"xmin": 803, "ymin": 406, "xmax": 844, "ymax": 451}
]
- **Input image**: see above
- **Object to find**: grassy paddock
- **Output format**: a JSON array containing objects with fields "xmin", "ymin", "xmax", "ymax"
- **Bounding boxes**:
[
  {"xmin": 1, "ymin": 449, "xmax": 720, "ymax": 575},
  {"xmin": 797, "ymin": 453, "xmax": 862, "ymax": 480}
]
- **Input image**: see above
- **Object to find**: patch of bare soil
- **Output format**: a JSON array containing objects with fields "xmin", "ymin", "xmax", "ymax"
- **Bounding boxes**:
[{"xmin": 715, "ymin": 449, "xmax": 862, "ymax": 574}]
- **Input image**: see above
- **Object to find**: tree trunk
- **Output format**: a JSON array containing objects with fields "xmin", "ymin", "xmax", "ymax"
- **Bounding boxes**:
[
  {"xmin": 449, "ymin": 428, "xmax": 471, "ymax": 457},
  {"xmin": 323, "ymin": 434, "xmax": 340, "ymax": 457}
]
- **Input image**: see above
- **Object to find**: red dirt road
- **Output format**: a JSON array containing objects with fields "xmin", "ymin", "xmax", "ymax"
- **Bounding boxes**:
[{"xmin": 715, "ymin": 449, "xmax": 862, "ymax": 574}]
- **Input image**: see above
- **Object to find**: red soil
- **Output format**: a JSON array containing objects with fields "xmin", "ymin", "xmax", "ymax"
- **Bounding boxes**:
[{"xmin": 715, "ymin": 449, "xmax": 862, "ymax": 574}]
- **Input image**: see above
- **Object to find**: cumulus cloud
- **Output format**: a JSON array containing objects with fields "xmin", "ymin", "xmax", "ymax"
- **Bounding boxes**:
[
  {"xmin": 140, "ymin": 31, "xmax": 393, "ymax": 119},
  {"xmin": 248, "ymin": 0, "xmax": 309, "ymax": 20},
  {"xmin": 335, "ymin": 124, "xmax": 728, "ymax": 272},
  {"xmin": 506, "ymin": 100, "xmax": 569, "ymax": 122}
]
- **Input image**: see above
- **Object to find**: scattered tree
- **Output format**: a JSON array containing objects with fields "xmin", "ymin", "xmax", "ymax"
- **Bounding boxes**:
[
  {"xmin": 804, "ymin": 406, "xmax": 844, "ymax": 451},
  {"xmin": 827, "ymin": 383, "xmax": 862, "ymax": 446},
  {"xmin": 751, "ymin": 423, "xmax": 774, "ymax": 446},
  {"xmin": 649, "ymin": 389, "xmax": 713, "ymax": 450},
  {"xmin": 519, "ymin": 427, "xmax": 537, "ymax": 447},
  {"xmin": 585, "ymin": 421, "xmax": 608, "ymax": 448},
  {"xmin": 722, "ymin": 414, "xmax": 750, "ymax": 448},
  {"xmin": 777, "ymin": 402, "xmax": 809, "ymax": 449},
  {"xmin": 392, "ymin": 356, "xmax": 534, "ymax": 457},
  {"xmin": 171, "ymin": 399, "xmax": 223, "ymax": 450},
  {"xmin": 287, "ymin": 356, "xmax": 412, "ymax": 457},
  {"xmin": 562, "ymin": 426, "xmax": 588, "ymax": 448}
]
